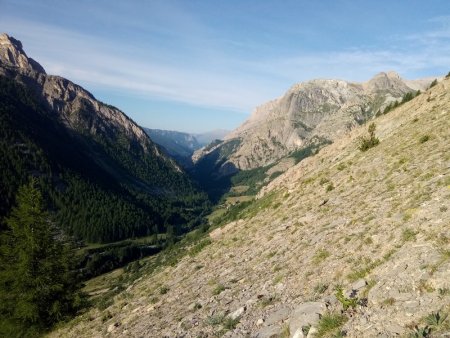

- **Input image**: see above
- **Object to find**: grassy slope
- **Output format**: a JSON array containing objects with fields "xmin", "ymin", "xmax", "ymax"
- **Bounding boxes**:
[{"xmin": 49, "ymin": 78, "xmax": 450, "ymax": 337}]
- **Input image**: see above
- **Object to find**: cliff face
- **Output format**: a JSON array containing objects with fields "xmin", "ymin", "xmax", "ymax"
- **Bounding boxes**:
[{"xmin": 195, "ymin": 71, "xmax": 433, "ymax": 171}]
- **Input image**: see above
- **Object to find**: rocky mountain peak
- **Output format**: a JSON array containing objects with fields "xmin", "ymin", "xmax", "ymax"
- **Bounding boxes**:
[
  {"xmin": 363, "ymin": 70, "xmax": 411, "ymax": 95},
  {"xmin": 196, "ymin": 71, "xmax": 435, "ymax": 171},
  {"xmin": 0, "ymin": 33, "xmax": 46, "ymax": 74}
]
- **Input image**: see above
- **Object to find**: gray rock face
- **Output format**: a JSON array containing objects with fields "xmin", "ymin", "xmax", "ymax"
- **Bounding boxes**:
[
  {"xmin": 0, "ymin": 33, "xmax": 46, "ymax": 74},
  {"xmin": 195, "ymin": 72, "xmax": 433, "ymax": 171},
  {"xmin": 264, "ymin": 306, "xmax": 291, "ymax": 326}
]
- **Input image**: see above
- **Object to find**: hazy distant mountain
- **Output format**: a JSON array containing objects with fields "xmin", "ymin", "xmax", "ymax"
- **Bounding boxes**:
[
  {"xmin": 144, "ymin": 128, "xmax": 201, "ymax": 158},
  {"xmin": 144, "ymin": 128, "xmax": 229, "ymax": 167},
  {"xmin": 195, "ymin": 129, "xmax": 229, "ymax": 146},
  {"xmin": 0, "ymin": 33, "xmax": 208, "ymax": 243}
]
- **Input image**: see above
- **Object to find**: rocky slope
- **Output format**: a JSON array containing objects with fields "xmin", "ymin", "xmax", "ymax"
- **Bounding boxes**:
[
  {"xmin": 49, "ymin": 76, "xmax": 450, "ymax": 337},
  {"xmin": 194, "ymin": 72, "xmax": 434, "ymax": 173}
]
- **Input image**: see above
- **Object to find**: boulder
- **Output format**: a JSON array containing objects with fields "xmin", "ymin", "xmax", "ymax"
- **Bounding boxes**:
[
  {"xmin": 289, "ymin": 302, "xmax": 326, "ymax": 337},
  {"xmin": 254, "ymin": 325, "xmax": 282, "ymax": 338},
  {"xmin": 265, "ymin": 306, "xmax": 291, "ymax": 325},
  {"xmin": 229, "ymin": 306, "xmax": 246, "ymax": 320}
]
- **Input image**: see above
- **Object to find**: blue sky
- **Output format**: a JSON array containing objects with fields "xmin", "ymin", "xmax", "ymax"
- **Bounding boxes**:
[{"xmin": 1, "ymin": 1, "xmax": 449, "ymax": 133}]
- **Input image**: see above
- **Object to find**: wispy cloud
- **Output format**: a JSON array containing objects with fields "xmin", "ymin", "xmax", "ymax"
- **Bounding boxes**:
[
  {"xmin": 1, "ymin": 12, "xmax": 449, "ymax": 116},
  {"xmin": 1, "ymin": 18, "xmax": 276, "ymax": 113},
  {"xmin": 244, "ymin": 16, "xmax": 450, "ymax": 85}
]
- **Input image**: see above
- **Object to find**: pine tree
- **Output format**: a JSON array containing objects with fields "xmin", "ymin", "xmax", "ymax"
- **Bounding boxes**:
[{"xmin": 0, "ymin": 179, "xmax": 81, "ymax": 337}]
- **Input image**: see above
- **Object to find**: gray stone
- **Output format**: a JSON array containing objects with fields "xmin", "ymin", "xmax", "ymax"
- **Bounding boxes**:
[
  {"xmin": 107, "ymin": 322, "xmax": 119, "ymax": 333},
  {"xmin": 384, "ymin": 322, "xmax": 404, "ymax": 335},
  {"xmin": 229, "ymin": 306, "xmax": 246, "ymax": 320},
  {"xmin": 292, "ymin": 328, "xmax": 305, "ymax": 338},
  {"xmin": 352, "ymin": 279, "xmax": 367, "ymax": 291},
  {"xmin": 306, "ymin": 326, "xmax": 318, "ymax": 338},
  {"xmin": 254, "ymin": 325, "xmax": 281, "ymax": 338},
  {"xmin": 403, "ymin": 300, "xmax": 420, "ymax": 315},
  {"xmin": 289, "ymin": 302, "xmax": 326, "ymax": 337},
  {"xmin": 323, "ymin": 295, "xmax": 339, "ymax": 307},
  {"xmin": 265, "ymin": 306, "xmax": 291, "ymax": 325}
]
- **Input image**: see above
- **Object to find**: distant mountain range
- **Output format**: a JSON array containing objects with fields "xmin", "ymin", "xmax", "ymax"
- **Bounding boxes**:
[
  {"xmin": 144, "ymin": 128, "xmax": 229, "ymax": 166},
  {"xmin": 0, "ymin": 33, "xmax": 208, "ymax": 243}
]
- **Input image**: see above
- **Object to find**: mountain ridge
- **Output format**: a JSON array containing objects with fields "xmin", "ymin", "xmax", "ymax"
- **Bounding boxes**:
[
  {"xmin": 195, "ymin": 71, "xmax": 434, "ymax": 173},
  {"xmin": 0, "ymin": 33, "xmax": 208, "ymax": 243}
]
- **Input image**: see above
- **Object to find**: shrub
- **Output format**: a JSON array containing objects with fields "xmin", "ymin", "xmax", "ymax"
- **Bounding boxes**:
[
  {"xmin": 314, "ymin": 283, "xmax": 329, "ymax": 295},
  {"xmin": 316, "ymin": 312, "xmax": 347, "ymax": 337},
  {"xmin": 425, "ymin": 311, "xmax": 448, "ymax": 328},
  {"xmin": 212, "ymin": 284, "xmax": 226, "ymax": 295},
  {"xmin": 206, "ymin": 313, "xmax": 225, "ymax": 326},
  {"xmin": 192, "ymin": 303, "xmax": 202, "ymax": 310},
  {"xmin": 159, "ymin": 286, "xmax": 170, "ymax": 294},
  {"xmin": 223, "ymin": 317, "xmax": 240, "ymax": 330},
  {"xmin": 189, "ymin": 238, "xmax": 211, "ymax": 257},
  {"xmin": 410, "ymin": 325, "xmax": 432, "ymax": 338},
  {"xmin": 313, "ymin": 249, "xmax": 331, "ymax": 263},
  {"xmin": 419, "ymin": 135, "xmax": 430, "ymax": 144},
  {"xmin": 428, "ymin": 79, "xmax": 438, "ymax": 89},
  {"xmin": 319, "ymin": 177, "xmax": 329, "ymax": 185},
  {"xmin": 335, "ymin": 286, "xmax": 358, "ymax": 311},
  {"xmin": 358, "ymin": 123, "xmax": 379, "ymax": 151},
  {"xmin": 402, "ymin": 228, "xmax": 417, "ymax": 242}
]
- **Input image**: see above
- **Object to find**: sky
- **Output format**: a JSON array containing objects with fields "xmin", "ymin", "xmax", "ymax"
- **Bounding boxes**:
[{"xmin": 1, "ymin": 1, "xmax": 449, "ymax": 133}]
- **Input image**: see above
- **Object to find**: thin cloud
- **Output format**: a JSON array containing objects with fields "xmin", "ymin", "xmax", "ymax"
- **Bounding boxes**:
[
  {"xmin": 1, "ymin": 18, "xmax": 273, "ymax": 112},
  {"xmin": 1, "ymin": 15, "xmax": 449, "ymax": 116}
]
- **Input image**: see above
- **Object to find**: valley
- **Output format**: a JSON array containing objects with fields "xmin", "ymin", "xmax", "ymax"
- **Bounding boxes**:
[
  {"xmin": 48, "ymin": 73, "xmax": 450, "ymax": 338},
  {"xmin": 0, "ymin": 26, "xmax": 449, "ymax": 338}
]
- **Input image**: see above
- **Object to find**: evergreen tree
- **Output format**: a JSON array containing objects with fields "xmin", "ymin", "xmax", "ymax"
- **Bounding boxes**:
[{"xmin": 0, "ymin": 179, "xmax": 81, "ymax": 337}]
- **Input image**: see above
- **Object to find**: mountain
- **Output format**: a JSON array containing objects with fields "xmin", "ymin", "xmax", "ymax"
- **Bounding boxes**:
[
  {"xmin": 193, "ymin": 72, "xmax": 433, "ymax": 171},
  {"xmin": 49, "ymin": 73, "xmax": 450, "ymax": 338},
  {"xmin": 195, "ymin": 129, "xmax": 230, "ymax": 145},
  {"xmin": 145, "ymin": 128, "xmax": 201, "ymax": 158},
  {"xmin": 144, "ymin": 128, "xmax": 230, "ymax": 167},
  {"xmin": 191, "ymin": 71, "xmax": 435, "ymax": 200},
  {"xmin": 144, "ymin": 128, "xmax": 202, "ymax": 167},
  {"xmin": 0, "ymin": 33, "xmax": 208, "ymax": 243}
]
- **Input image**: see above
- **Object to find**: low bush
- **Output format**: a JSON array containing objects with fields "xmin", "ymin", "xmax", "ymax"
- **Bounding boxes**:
[{"xmin": 358, "ymin": 123, "xmax": 379, "ymax": 151}]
